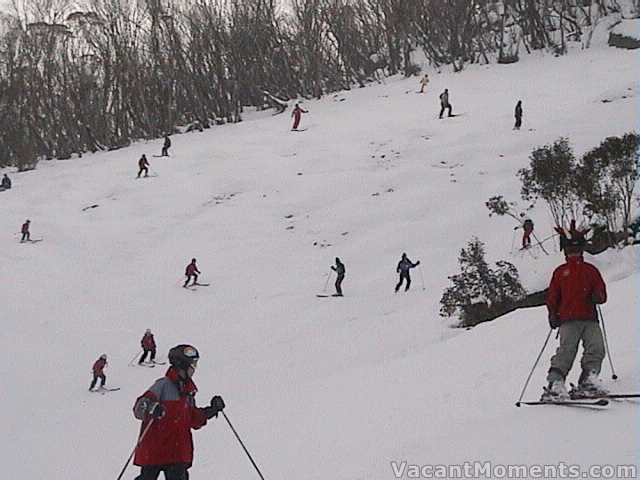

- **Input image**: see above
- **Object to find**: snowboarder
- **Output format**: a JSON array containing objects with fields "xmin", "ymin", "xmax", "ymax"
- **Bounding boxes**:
[
  {"xmin": 438, "ymin": 89, "xmax": 452, "ymax": 119},
  {"xmin": 132, "ymin": 344, "xmax": 225, "ymax": 480},
  {"xmin": 291, "ymin": 103, "xmax": 308, "ymax": 131},
  {"xmin": 419, "ymin": 74, "xmax": 430, "ymax": 93},
  {"xmin": 0, "ymin": 173, "xmax": 11, "ymax": 190},
  {"xmin": 542, "ymin": 229, "xmax": 608, "ymax": 401},
  {"xmin": 331, "ymin": 257, "xmax": 346, "ymax": 296},
  {"xmin": 20, "ymin": 219, "xmax": 30, "ymax": 242},
  {"xmin": 395, "ymin": 253, "xmax": 420, "ymax": 293},
  {"xmin": 139, "ymin": 329, "xmax": 157, "ymax": 365},
  {"xmin": 161, "ymin": 135, "xmax": 171, "ymax": 157},
  {"xmin": 521, "ymin": 218, "xmax": 534, "ymax": 249},
  {"xmin": 90, "ymin": 354, "xmax": 108, "ymax": 391},
  {"xmin": 183, "ymin": 258, "xmax": 201, "ymax": 287},
  {"xmin": 137, "ymin": 154, "xmax": 150, "ymax": 178},
  {"xmin": 514, "ymin": 100, "xmax": 523, "ymax": 130}
]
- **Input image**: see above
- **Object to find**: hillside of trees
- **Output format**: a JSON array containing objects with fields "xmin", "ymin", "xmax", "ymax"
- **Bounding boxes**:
[{"xmin": 0, "ymin": 0, "xmax": 637, "ymax": 169}]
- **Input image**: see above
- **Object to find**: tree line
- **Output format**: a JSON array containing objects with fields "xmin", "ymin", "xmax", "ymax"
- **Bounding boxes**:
[{"xmin": 0, "ymin": 0, "xmax": 633, "ymax": 169}]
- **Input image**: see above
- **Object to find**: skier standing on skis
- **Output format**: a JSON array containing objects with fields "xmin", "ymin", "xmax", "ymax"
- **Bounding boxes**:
[
  {"xmin": 90, "ymin": 354, "xmax": 108, "ymax": 391},
  {"xmin": 542, "ymin": 229, "xmax": 608, "ymax": 401},
  {"xmin": 132, "ymin": 344, "xmax": 225, "ymax": 480},
  {"xmin": 521, "ymin": 218, "xmax": 534, "ymax": 249},
  {"xmin": 419, "ymin": 74, "xmax": 430, "ymax": 93},
  {"xmin": 20, "ymin": 219, "xmax": 30, "ymax": 242},
  {"xmin": 183, "ymin": 258, "xmax": 200, "ymax": 287},
  {"xmin": 161, "ymin": 135, "xmax": 171, "ymax": 157},
  {"xmin": 138, "ymin": 154, "xmax": 150, "ymax": 178},
  {"xmin": 291, "ymin": 103, "xmax": 308, "ymax": 131},
  {"xmin": 395, "ymin": 253, "xmax": 420, "ymax": 293},
  {"xmin": 331, "ymin": 257, "xmax": 346, "ymax": 296},
  {"xmin": 514, "ymin": 100, "xmax": 523, "ymax": 130},
  {"xmin": 139, "ymin": 329, "xmax": 157, "ymax": 365},
  {"xmin": 439, "ymin": 89, "xmax": 452, "ymax": 119}
]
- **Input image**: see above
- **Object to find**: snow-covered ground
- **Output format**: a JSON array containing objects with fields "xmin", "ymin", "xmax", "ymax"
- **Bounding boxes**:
[{"xmin": 1, "ymin": 37, "xmax": 638, "ymax": 480}]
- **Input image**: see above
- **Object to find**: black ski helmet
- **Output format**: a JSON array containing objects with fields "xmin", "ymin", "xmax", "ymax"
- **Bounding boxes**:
[{"xmin": 168, "ymin": 344, "xmax": 199, "ymax": 370}]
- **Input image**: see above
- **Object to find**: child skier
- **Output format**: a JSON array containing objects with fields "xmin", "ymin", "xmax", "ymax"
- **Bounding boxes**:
[
  {"xmin": 90, "ymin": 354, "xmax": 108, "ymax": 391},
  {"xmin": 132, "ymin": 344, "xmax": 225, "ymax": 480},
  {"xmin": 183, "ymin": 258, "xmax": 201, "ymax": 288},
  {"xmin": 139, "ymin": 329, "xmax": 157, "ymax": 365},
  {"xmin": 291, "ymin": 103, "xmax": 308, "ymax": 131}
]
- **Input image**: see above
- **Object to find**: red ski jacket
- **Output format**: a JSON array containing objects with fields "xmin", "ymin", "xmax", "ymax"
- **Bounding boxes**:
[
  {"xmin": 185, "ymin": 263, "xmax": 200, "ymax": 276},
  {"xmin": 546, "ymin": 256, "xmax": 607, "ymax": 323},
  {"xmin": 92, "ymin": 358, "xmax": 107, "ymax": 375},
  {"xmin": 133, "ymin": 368, "xmax": 208, "ymax": 467},
  {"xmin": 141, "ymin": 333, "xmax": 156, "ymax": 350}
]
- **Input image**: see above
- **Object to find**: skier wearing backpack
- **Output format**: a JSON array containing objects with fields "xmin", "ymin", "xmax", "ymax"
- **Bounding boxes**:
[
  {"xmin": 132, "ymin": 344, "xmax": 225, "ymax": 480},
  {"xmin": 291, "ymin": 103, "xmax": 308, "ymax": 131},
  {"xmin": 139, "ymin": 329, "xmax": 157, "ymax": 365},
  {"xmin": 183, "ymin": 258, "xmax": 201, "ymax": 288},
  {"xmin": 521, "ymin": 218, "xmax": 534, "ymax": 249},
  {"xmin": 331, "ymin": 257, "xmax": 346, "ymax": 296},
  {"xmin": 438, "ymin": 89, "xmax": 452, "ymax": 119},
  {"xmin": 542, "ymin": 229, "xmax": 608, "ymax": 401},
  {"xmin": 89, "ymin": 354, "xmax": 108, "ymax": 391},
  {"xmin": 395, "ymin": 253, "xmax": 420, "ymax": 293},
  {"xmin": 137, "ymin": 155, "xmax": 150, "ymax": 178}
]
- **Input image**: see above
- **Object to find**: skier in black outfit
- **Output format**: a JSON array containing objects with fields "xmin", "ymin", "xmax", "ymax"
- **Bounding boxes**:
[
  {"xmin": 439, "ymin": 89, "xmax": 453, "ymax": 119},
  {"xmin": 514, "ymin": 100, "xmax": 523, "ymax": 130},
  {"xmin": 0, "ymin": 173, "xmax": 11, "ymax": 190},
  {"xmin": 161, "ymin": 135, "xmax": 171, "ymax": 157},
  {"xmin": 395, "ymin": 253, "xmax": 420, "ymax": 293},
  {"xmin": 331, "ymin": 257, "xmax": 345, "ymax": 296}
]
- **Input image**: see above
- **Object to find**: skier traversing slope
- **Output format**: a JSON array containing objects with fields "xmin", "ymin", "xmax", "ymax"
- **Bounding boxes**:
[{"xmin": 395, "ymin": 253, "xmax": 420, "ymax": 293}]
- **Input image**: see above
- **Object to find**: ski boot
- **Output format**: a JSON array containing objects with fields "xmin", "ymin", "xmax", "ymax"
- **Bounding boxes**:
[
  {"xmin": 570, "ymin": 371, "xmax": 609, "ymax": 399},
  {"xmin": 541, "ymin": 380, "xmax": 570, "ymax": 402}
]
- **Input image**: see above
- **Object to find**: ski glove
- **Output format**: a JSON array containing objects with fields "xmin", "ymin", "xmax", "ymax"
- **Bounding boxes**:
[
  {"xmin": 148, "ymin": 402, "xmax": 166, "ymax": 419},
  {"xmin": 548, "ymin": 313, "xmax": 560, "ymax": 330},
  {"xmin": 203, "ymin": 395, "xmax": 225, "ymax": 419}
]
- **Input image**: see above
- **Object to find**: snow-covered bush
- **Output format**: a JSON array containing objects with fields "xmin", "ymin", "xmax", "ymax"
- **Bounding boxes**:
[{"xmin": 440, "ymin": 238, "xmax": 526, "ymax": 328}]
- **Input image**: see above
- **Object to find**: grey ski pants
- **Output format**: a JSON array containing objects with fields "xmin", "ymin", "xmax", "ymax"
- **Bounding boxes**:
[{"xmin": 547, "ymin": 320, "xmax": 605, "ymax": 383}]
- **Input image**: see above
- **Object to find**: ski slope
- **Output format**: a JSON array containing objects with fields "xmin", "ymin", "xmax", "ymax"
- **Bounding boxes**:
[{"xmin": 1, "ymin": 35, "xmax": 639, "ymax": 480}]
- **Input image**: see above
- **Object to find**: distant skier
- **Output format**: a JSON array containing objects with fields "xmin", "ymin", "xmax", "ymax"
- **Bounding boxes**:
[
  {"xmin": 132, "ymin": 344, "xmax": 225, "ymax": 480},
  {"xmin": 331, "ymin": 257, "xmax": 346, "ymax": 296},
  {"xmin": 20, "ymin": 219, "xmax": 30, "ymax": 242},
  {"xmin": 0, "ymin": 173, "xmax": 11, "ymax": 190},
  {"xmin": 183, "ymin": 258, "xmax": 201, "ymax": 287},
  {"xmin": 90, "ymin": 354, "xmax": 108, "ymax": 391},
  {"xmin": 419, "ymin": 74, "xmax": 430, "ymax": 93},
  {"xmin": 137, "ymin": 154, "xmax": 150, "ymax": 178},
  {"xmin": 291, "ymin": 103, "xmax": 308, "ymax": 131},
  {"xmin": 439, "ymin": 89, "xmax": 452, "ymax": 119},
  {"xmin": 514, "ymin": 100, "xmax": 523, "ymax": 130},
  {"xmin": 161, "ymin": 135, "xmax": 171, "ymax": 157},
  {"xmin": 139, "ymin": 329, "xmax": 157, "ymax": 365},
  {"xmin": 542, "ymin": 229, "xmax": 608, "ymax": 401},
  {"xmin": 395, "ymin": 253, "xmax": 420, "ymax": 293},
  {"xmin": 521, "ymin": 218, "xmax": 534, "ymax": 249}
]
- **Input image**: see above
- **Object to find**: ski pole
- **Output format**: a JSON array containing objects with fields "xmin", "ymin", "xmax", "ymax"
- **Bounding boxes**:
[
  {"xmin": 515, "ymin": 328, "xmax": 553, "ymax": 407},
  {"xmin": 322, "ymin": 270, "xmax": 332, "ymax": 293},
  {"xmin": 116, "ymin": 419, "xmax": 155, "ymax": 480},
  {"xmin": 598, "ymin": 305, "xmax": 618, "ymax": 380},
  {"xmin": 510, "ymin": 227, "xmax": 518, "ymax": 255},
  {"xmin": 222, "ymin": 411, "xmax": 266, "ymax": 480},
  {"xmin": 531, "ymin": 232, "xmax": 549, "ymax": 255},
  {"xmin": 128, "ymin": 349, "xmax": 142, "ymax": 366}
]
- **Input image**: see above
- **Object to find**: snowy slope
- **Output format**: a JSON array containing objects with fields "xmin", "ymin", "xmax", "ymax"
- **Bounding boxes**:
[{"xmin": 1, "ymin": 40, "xmax": 638, "ymax": 479}]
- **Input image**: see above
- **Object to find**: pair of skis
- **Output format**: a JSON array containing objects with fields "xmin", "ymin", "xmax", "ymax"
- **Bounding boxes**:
[
  {"xmin": 184, "ymin": 282, "xmax": 210, "ymax": 291},
  {"xmin": 517, "ymin": 393, "xmax": 639, "ymax": 409},
  {"xmin": 90, "ymin": 386, "xmax": 121, "ymax": 395}
]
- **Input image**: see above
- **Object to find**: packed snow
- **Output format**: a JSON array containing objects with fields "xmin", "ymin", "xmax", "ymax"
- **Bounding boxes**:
[{"xmin": 1, "ymin": 35, "xmax": 638, "ymax": 480}]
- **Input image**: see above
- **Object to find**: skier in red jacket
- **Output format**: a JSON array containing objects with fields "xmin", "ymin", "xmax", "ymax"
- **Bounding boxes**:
[
  {"xmin": 132, "ymin": 344, "xmax": 225, "ymax": 480},
  {"xmin": 291, "ymin": 103, "xmax": 308, "ymax": 131},
  {"xmin": 521, "ymin": 218, "xmax": 534, "ymax": 249},
  {"xmin": 139, "ymin": 329, "xmax": 157, "ymax": 365},
  {"xmin": 542, "ymin": 228, "xmax": 608, "ymax": 401},
  {"xmin": 90, "ymin": 354, "xmax": 108, "ymax": 391},
  {"xmin": 183, "ymin": 258, "xmax": 201, "ymax": 287},
  {"xmin": 20, "ymin": 219, "xmax": 30, "ymax": 242}
]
